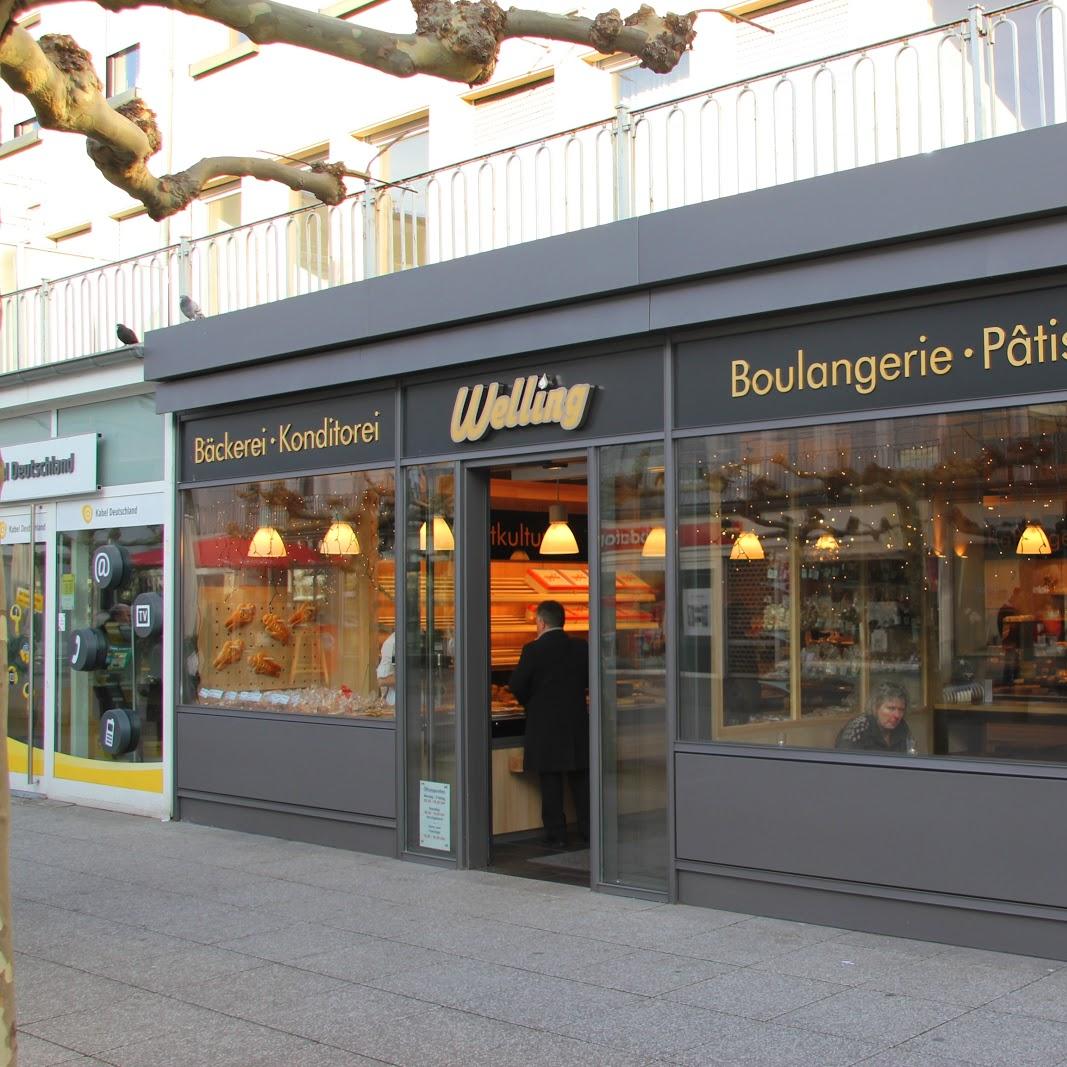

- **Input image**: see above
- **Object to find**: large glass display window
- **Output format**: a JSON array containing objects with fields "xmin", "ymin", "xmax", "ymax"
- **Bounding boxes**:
[
  {"xmin": 182, "ymin": 470, "xmax": 396, "ymax": 718},
  {"xmin": 57, "ymin": 523, "xmax": 164, "ymax": 764},
  {"xmin": 679, "ymin": 403, "xmax": 1067, "ymax": 764}
]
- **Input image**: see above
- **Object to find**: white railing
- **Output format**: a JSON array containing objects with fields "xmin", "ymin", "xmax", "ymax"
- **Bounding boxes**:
[{"xmin": 2, "ymin": 0, "xmax": 1064, "ymax": 375}]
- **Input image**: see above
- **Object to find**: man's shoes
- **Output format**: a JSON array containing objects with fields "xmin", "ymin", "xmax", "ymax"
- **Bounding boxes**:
[{"xmin": 541, "ymin": 834, "xmax": 568, "ymax": 848}]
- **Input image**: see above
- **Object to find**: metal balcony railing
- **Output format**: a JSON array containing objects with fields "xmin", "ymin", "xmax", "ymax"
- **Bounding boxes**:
[{"xmin": 2, "ymin": 0, "xmax": 1065, "ymax": 375}]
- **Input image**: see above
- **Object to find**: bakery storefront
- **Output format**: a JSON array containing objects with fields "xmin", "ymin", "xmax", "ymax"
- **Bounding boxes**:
[
  {"xmin": 152, "ymin": 124, "xmax": 1067, "ymax": 954},
  {"xmin": 163, "ymin": 280, "xmax": 1067, "ymax": 953}
]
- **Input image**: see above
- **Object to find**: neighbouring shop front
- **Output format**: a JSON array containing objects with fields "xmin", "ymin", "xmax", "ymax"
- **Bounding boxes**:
[
  {"xmin": 150, "ymin": 124, "xmax": 1067, "ymax": 957},
  {"xmin": 0, "ymin": 393, "xmax": 171, "ymax": 815}
]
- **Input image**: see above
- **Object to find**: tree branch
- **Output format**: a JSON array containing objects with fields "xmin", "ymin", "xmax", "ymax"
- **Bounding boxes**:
[{"xmin": 0, "ymin": 0, "xmax": 767, "ymax": 220}]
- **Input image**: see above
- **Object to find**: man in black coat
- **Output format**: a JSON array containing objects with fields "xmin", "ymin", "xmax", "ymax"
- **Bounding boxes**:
[{"xmin": 509, "ymin": 599, "xmax": 589, "ymax": 848}]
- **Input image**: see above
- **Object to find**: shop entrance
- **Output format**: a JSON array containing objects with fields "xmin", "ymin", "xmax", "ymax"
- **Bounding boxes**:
[{"xmin": 484, "ymin": 456, "xmax": 591, "ymax": 885}]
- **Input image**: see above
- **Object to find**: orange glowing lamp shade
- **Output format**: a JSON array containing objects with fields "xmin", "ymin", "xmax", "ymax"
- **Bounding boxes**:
[
  {"xmin": 419, "ymin": 515, "xmax": 455, "ymax": 552},
  {"xmin": 320, "ymin": 517, "xmax": 360, "ymax": 556},
  {"xmin": 247, "ymin": 524, "xmax": 286, "ymax": 559},
  {"xmin": 1016, "ymin": 522, "xmax": 1052, "ymax": 555},
  {"xmin": 730, "ymin": 529, "xmax": 764, "ymax": 561},
  {"xmin": 540, "ymin": 504, "xmax": 579, "ymax": 555},
  {"xmin": 641, "ymin": 526, "xmax": 667, "ymax": 558},
  {"xmin": 814, "ymin": 530, "xmax": 840, "ymax": 554}
]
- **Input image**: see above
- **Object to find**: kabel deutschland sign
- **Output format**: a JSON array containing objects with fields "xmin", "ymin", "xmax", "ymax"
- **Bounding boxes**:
[{"xmin": 0, "ymin": 433, "xmax": 99, "ymax": 503}]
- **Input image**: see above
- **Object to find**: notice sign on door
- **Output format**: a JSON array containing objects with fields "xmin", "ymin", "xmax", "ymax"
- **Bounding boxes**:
[{"xmin": 419, "ymin": 780, "xmax": 451, "ymax": 851}]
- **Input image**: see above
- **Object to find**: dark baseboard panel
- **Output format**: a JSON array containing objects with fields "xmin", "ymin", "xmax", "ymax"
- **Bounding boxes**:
[
  {"xmin": 179, "ymin": 795, "xmax": 398, "ymax": 857},
  {"xmin": 677, "ymin": 866, "xmax": 1067, "ymax": 960}
]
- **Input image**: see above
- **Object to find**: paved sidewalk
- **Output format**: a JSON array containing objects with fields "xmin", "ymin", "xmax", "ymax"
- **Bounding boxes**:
[{"xmin": 10, "ymin": 796, "xmax": 1067, "ymax": 1067}]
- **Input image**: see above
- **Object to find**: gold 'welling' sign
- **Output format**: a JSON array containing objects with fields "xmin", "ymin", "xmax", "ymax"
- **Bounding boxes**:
[{"xmin": 450, "ymin": 375, "xmax": 594, "ymax": 443}]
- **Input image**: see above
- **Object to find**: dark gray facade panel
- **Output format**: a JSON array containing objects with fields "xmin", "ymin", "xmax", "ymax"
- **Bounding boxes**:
[
  {"xmin": 676, "ymin": 870, "xmax": 1067, "ymax": 961},
  {"xmin": 675, "ymin": 752, "xmax": 1067, "ymax": 909},
  {"xmin": 176, "ymin": 710, "xmax": 396, "ymax": 819},
  {"xmin": 650, "ymin": 218, "xmax": 1067, "ymax": 336},
  {"xmin": 153, "ymin": 292, "xmax": 653, "ymax": 414},
  {"xmin": 638, "ymin": 124, "xmax": 1067, "ymax": 285},
  {"xmin": 179, "ymin": 796, "xmax": 396, "ymax": 856},
  {"xmin": 404, "ymin": 346, "xmax": 663, "ymax": 457},
  {"xmin": 146, "ymin": 223, "xmax": 643, "ymax": 384}
]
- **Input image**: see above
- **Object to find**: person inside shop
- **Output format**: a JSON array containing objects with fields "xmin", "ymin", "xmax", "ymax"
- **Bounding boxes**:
[
  {"xmin": 835, "ymin": 682, "xmax": 914, "ymax": 753},
  {"xmin": 997, "ymin": 586, "xmax": 1023, "ymax": 685},
  {"xmin": 376, "ymin": 630, "xmax": 396, "ymax": 705},
  {"xmin": 508, "ymin": 599, "xmax": 590, "ymax": 848}
]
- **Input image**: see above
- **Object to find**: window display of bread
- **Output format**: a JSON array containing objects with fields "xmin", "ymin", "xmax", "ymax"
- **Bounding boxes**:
[{"xmin": 261, "ymin": 611, "xmax": 291, "ymax": 644}]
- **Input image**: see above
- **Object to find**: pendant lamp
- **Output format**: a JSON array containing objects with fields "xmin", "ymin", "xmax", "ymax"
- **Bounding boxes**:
[
  {"xmin": 641, "ymin": 525, "xmax": 666, "ymax": 558},
  {"xmin": 320, "ymin": 514, "xmax": 360, "ymax": 556},
  {"xmin": 814, "ymin": 529, "xmax": 841, "ymax": 555},
  {"xmin": 419, "ymin": 514, "xmax": 455, "ymax": 552},
  {"xmin": 541, "ymin": 477, "xmax": 579, "ymax": 556},
  {"xmin": 1016, "ymin": 521, "xmax": 1052, "ymax": 555},
  {"xmin": 248, "ymin": 506, "xmax": 287, "ymax": 559},
  {"xmin": 730, "ymin": 529, "xmax": 764, "ymax": 561}
]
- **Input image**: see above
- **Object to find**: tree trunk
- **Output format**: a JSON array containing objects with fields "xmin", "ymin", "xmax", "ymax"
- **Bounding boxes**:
[{"xmin": 0, "ymin": 472, "xmax": 18, "ymax": 1064}]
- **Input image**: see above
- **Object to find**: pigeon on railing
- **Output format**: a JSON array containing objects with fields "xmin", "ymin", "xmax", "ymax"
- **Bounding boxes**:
[
  {"xmin": 179, "ymin": 295, "xmax": 205, "ymax": 321},
  {"xmin": 116, "ymin": 323, "xmax": 139, "ymax": 345}
]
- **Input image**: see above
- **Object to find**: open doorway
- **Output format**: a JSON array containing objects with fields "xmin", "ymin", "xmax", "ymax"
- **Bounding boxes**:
[{"xmin": 486, "ymin": 456, "xmax": 591, "ymax": 885}]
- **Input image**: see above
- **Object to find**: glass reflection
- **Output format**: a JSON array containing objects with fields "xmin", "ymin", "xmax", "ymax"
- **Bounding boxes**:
[
  {"xmin": 678, "ymin": 404, "xmax": 1067, "ymax": 764},
  {"xmin": 600, "ymin": 442, "xmax": 667, "ymax": 892}
]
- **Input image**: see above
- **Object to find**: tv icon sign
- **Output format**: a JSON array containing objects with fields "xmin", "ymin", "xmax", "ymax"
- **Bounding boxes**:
[{"xmin": 135, "ymin": 602, "xmax": 151, "ymax": 630}]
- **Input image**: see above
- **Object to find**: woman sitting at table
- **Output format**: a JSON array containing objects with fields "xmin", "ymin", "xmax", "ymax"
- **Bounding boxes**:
[{"xmin": 835, "ymin": 682, "xmax": 914, "ymax": 753}]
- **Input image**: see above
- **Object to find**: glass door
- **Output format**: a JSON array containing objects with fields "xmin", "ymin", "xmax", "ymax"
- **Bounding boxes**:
[
  {"xmin": 55, "ymin": 521, "xmax": 164, "ymax": 793},
  {"xmin": 404, "ymin": 465, "xmax": 457, "ymax": 855},
  {"xmin": 598, "ymin": 443, "xmax": 668, "ymax": 892},
  {"xmin": 2, "ymin": 508, "xmax": 47, "ymax": 785}
]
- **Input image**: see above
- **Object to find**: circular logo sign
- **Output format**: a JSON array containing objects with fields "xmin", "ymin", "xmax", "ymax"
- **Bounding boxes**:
[
  {"xmin": 0, "ymin": 521, "xmax": 7, "ymax": 540},
  {"xmin": 92, "ymin": 545, "xmax": 131, "ymax": 590},
  {"xmin": 82, "ymin": 505, "xmax": 93, "ymax": 524},
  {"xmin": 132, "ymin": 592, "xmax": 163, "ymax": 640},
  {"xmin": 99, "ymin": 707, "xmax": 140, "ymax": 757},
  {"xmin": 70, "ymin": 627, "xmax": 109, "ymax": 672}
]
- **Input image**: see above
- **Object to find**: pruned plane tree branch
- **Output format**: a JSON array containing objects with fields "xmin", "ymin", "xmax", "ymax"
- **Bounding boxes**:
[{"xmin": 0, "ymin": 0, "xmax": 768, "ymax": 220}]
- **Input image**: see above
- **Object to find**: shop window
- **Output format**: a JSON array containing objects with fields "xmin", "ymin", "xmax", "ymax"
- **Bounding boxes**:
[
  {"xmin": 56, "ymin": 524, "xmax": 164, "ymax": 768},
  {"xmin": 106, "ymin": 44, "xmax": 140, "ymax": 99},
  {"xmin": 13, "ymin": 117, "xmax": 39, "ymax": 139},
  {"xmin": 182, "ymin": 469, "xmax": 396, "ymax": 719},
  {"xmin": 677, "ymin": 402, "xmax": 1067, "ymax": 766},
  {"xmin": 56, "ymin": 395, "xmax": 163, "ymax": 485},
  {"xmin": 0, "ymin": 411, "xmax": 51, "ymax": 447}
]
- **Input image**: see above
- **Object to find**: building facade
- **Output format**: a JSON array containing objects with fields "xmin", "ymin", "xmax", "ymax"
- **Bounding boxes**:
[{"xmin": 144, "ymin": 120, "xmax": 1067, "ymax": 956}]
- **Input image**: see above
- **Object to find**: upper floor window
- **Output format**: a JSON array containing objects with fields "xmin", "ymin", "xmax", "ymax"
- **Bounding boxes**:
[
  {"xmin": 14, "ymin": 117, "xmax": 39, "ymax": 139},
  {"xmin": 106, "ymin": 45, "xmax": 140, "ymax": 98}
]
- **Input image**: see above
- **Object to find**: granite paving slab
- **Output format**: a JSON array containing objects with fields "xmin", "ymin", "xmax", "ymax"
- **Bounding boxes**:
[
  {"xmin": 20, "ymin": 990, "xmax": 221, "ymax": 1057},
  {"xmin": 324, "ymin": 1004, "xmax": 527, "ymax": 1065},
  {"xmin": 12, "ymin": 956, "xmax": 134, "ymax": 1024},
  {"xmin": 863, "ymin": 951, "xmax": 1061, "ymax": 1007},
  {"xmin": 886, "ymin": 1007, "xmax": 1067, "ymax": 1066},
  {"xmin": 291, "ymin": 932, "xmax": 458, "ymax": 981},
  {"xmin": 775, "ymin": 986, "xmax": 970, "ymax": 1045},
  {"xmin": 457, "ymin": 1028, "xmax": 656, "ymax": 1066},
  {"xmin": 16, "ymin": 1033, "xmax": 106, "ymax": 1067},
  {"xmin": 663, "ymin": 1015, "xmax": 883, "ymax": 1066},
  {"xmin": 753, "ymin": 939, "xmax": 919, "ymax": 986},
  {"xmin": 173, "ymin": 960, "xmax": 353, "ymax": 1017},
  {"xmin": 563, "ymin": 949, "xmax": 734, "ymax": 995},
  {"xmin": 664, "ymin": 967, "xmax": 848, "ymax": 1020},
  {"xmin": 985, "ymin": 968, "xmax": 1067, "ymax": 1023}
]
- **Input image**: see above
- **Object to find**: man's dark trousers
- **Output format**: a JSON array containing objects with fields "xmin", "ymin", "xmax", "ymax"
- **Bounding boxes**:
[{"xmin": 540, "ymin": 768, "xmax": 589, "ymax": 842}]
